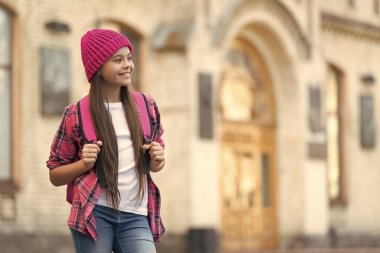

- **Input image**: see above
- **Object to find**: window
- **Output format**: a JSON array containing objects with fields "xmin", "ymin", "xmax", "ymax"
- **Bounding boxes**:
[
  {"xmin": 203, "ymin": 0, "xmax": 210, "ymax": 18},
  {"xmin": 98, "ymin": 21, "xmax": 142, "ymax": 90},
  {"xmin": 348, "ymin": 0, "xmax": 355, "ymax": 8},
  {"xmin": 0, "ymin": 6, "xmax": 12, "ymax": 185},
  {"xmin": 326, "ymin": 66, "xmax": 346, "ymax": 206}
]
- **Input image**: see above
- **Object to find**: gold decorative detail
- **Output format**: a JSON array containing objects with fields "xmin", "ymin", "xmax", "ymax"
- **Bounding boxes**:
[{"xmin": 220, "ymin": 39, "xmax": 276, "ymax": 125}]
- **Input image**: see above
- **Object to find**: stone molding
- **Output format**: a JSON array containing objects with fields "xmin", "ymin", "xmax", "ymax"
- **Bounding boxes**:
[
  {"xmin": 152, "ymin": 20, "xmax": 193, "ymax": 51},
  {"xmin": 322, "ymin": 12, "xmax": 380, "ymax": 43},
  {"xmin": 212, "ymin": 0, "xmax": 311, "ymax": 59}
]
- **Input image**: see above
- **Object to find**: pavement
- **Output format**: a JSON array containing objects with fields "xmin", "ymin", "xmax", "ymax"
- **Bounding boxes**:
[
  {"xmin": 220, "ymin": 250, "xmax": 380, "ymax": 253},
  {"xmin": 0, "ymin": 233, "xmax": 379, "ymax": 253}
]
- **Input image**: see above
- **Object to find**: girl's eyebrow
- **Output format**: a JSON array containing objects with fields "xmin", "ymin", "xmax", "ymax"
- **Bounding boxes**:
[{"xmin": 112, "ymin": 53, "xmax": 131, "ymax": 58}]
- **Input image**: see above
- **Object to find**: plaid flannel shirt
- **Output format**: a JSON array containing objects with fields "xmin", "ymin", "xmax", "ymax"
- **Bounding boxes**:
[{"xmin": 46, "ymin": 96, "xmax": 165, "ymax": 242}]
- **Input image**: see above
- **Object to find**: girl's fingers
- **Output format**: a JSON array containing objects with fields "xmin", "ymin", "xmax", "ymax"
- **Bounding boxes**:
[
  {"xmin": 83, "ymin": 149, "xmax": 99, "ymax": 155},
  {"xmin": 143, "ymin": 143, "xmax": 162, "ymax": 151},
  {"xmin": 150, "ymin": 146, "xmax": 162, "ymax": 152},
  {"xmin": 152, "ymin": 155, "xmax": 164, "ymax": 161},
  {"xmin": 143, "ymin": 142, "xmax": 164, "ymax": 159},
  {"xmin": 83, "ymin": 158, "xmax": 96, "ymax": 163},
  {"xmin": 150, "ymin": 142, "xmax": 162, "ymax": 148},
  {"xmin": 84, "ymin": 144, "xmax": 100, "ymax": 152},
  {"xmin": 151, "ymin": 150, "xmax": 164, "ymax": 157},
  {"xmin": 83, "ymin": 144, "xmax": 101, "ymax": 153},
  {"xmin": 82, "ymin": 143, "xmax": 101, "ymax": 165},
  {"xmin": 149, "ymin": 144, "xmax": 163, "ymax": 153},
  {"xmin": 83, "ymin": 153, "xmax": 98, "ymax": 159}
]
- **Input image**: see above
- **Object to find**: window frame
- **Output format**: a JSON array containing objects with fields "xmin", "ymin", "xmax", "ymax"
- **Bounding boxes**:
[
  {"xmin": 375, "ymin": 0, "xmax": 380, "ymax": 15},
  {"xmin": 0, "ymin": 4, "xmax": 18, "ymax": 193},
  {"xmin": 347, "ymin": 0, "xmax": 355, "ymax": 8}
]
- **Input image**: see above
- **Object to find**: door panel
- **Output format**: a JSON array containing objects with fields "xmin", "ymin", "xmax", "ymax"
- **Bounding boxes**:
[{"xmin": 221, "ymin": 123, "xmax": 277, "ymax": 250}]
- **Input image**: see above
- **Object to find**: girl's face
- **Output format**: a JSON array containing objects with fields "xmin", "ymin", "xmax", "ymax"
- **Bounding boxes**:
[{"xmin": 100, "ymin": 46, "xmax": 134, "ymax": 87}]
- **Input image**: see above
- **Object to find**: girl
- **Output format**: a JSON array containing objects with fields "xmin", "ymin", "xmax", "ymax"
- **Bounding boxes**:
[{"xmin": 47, "ymin": 29, "xmax": 165, "ymax": 253}]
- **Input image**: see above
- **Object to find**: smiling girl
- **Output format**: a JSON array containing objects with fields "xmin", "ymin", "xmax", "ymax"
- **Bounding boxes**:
[{"xmin": 47, "ymin": 29, "xmax": 165, "ymax": 253}]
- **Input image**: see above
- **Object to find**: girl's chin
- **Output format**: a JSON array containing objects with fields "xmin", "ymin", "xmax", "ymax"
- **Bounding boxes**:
[
  {"xmin": 118, "ymin": 78, "xmax": 131, "ymax": 86},
  {"xmin": 118, "ymin": 81, "xmax": 130, "ymax": 86}
]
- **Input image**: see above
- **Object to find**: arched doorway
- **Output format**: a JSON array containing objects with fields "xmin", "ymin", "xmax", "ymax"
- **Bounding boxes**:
[{"xmin": 219, "ymin": 37, "xmax": 277, "ymax": 251}]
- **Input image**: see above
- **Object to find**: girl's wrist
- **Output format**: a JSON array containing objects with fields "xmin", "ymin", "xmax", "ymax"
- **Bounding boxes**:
[
  {"xmin": 151, "ymin": 160, "xmax": 165, "ymax": 172},
  {"xmin": 78, "ymin": 159, "xmax": 91, "ymax": 171}
]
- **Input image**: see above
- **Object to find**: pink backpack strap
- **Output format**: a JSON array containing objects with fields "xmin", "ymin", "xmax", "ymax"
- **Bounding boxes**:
[
  {"xmin": 132, "ymin": 91, "xmax": 154, "ymax": 143},
  {"xmin": 77, "ymin": 95, "xmax": 108, "ymax": 187},
  {"xmin": 66, "ymin": 95, "xmax": 99, "ymax": 204},
  {"xmin": 132, "ymin": 91, "xmax": 157, "ymax": 174},
  {"xmin": 78, "ymin": 95, "xmax": 97, "ymax": 143}
]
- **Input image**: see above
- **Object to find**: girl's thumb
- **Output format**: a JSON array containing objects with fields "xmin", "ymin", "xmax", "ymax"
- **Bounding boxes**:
[{"xmin": 97, "ymin": 140, "xmax": 103, "ymax": 147}]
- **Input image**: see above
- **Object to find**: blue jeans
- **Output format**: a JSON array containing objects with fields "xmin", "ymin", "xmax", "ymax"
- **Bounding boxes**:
[{"xmin": 70, "ymin": 205, "xmax": 156, "ymax": 253}]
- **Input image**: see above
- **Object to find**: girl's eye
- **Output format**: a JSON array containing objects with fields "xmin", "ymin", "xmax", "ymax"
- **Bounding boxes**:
[
  {"xmin": 115, "ymin": 58, "xmax": 122, "ymax": 62},
  {"xmin": 128, "ymin": 57, "xmax": 132, "ymax": 61}
]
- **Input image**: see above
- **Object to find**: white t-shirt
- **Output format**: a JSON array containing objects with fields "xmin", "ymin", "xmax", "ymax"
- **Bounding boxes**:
[{"xmin": 96, "ymin": 102, "xmax": 148, "ymax": 215}]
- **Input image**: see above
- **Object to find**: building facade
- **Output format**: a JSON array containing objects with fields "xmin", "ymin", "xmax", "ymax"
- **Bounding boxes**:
[{"xmin": 1, "ymin": 0, "xmax": 380, "ymax": 251}]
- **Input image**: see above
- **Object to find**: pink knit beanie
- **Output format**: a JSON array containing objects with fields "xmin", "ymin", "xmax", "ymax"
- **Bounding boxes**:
[{"xmin": 80, "ymin": 29, "xmax": 133, "ymax": 82}]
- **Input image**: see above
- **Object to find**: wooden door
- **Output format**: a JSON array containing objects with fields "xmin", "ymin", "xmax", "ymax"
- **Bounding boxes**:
[{"xmin": 220, "ymin": 123, "xmax": 277, "ymax": 250}]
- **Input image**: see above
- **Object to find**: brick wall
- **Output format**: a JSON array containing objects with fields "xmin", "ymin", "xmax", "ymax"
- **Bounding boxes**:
[{"xmin": 1, "ymin": 0, "xmax": 380, "ymax": 250}]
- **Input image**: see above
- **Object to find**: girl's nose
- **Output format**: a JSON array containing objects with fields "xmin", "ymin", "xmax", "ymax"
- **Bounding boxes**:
[{"xmin": 123, "ymin": 59, "xmax": 132, "ymax": 68}]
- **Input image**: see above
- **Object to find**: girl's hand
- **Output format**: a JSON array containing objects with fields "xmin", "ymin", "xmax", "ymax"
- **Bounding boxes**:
[
  {"xmin": 142, "ymin": 142, "xmax": 165, "ymax": 172},
  {"xmin": 82, "ymin": 141, "xmax": 102, "ymax": 170}
]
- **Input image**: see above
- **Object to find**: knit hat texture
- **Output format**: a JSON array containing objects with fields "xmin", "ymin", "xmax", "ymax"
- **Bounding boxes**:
[{"xmin": 81, "ymin": 29, "xmax": 133, "ymax": 82}]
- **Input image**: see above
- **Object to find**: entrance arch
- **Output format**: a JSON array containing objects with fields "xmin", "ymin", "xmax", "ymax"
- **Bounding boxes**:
[
  {"xmin": 215, "ymin": 1, "xmax": 303, "ymax": 250},
  {"xmin": 219, "ymin": 23, "xmax": 284, "ymax": 251},
  {"xmin": 219, "ymin": 36, "xmax": 277, "ymax": 250}
]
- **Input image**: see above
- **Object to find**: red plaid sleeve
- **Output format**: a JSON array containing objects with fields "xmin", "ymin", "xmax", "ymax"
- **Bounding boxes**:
[
  {"xmin": 145, "ymin": 95, "xmax": 166, "ymax": 242},
  {"xmin": 146, "ymin": 96, "xmax": 165, "ymax": 149},
  {"xmin": 46, "ymin": 103, "xmax": 80, "ymax": 170},
  {"xmin": 147, "ymin": 174, "xmax": 166, "ymax": 242}
]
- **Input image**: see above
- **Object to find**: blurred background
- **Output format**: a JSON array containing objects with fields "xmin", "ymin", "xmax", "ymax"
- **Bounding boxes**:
[{"xmin": 1, "ymin": 0, "xmax": 380, "ymax": 252}]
